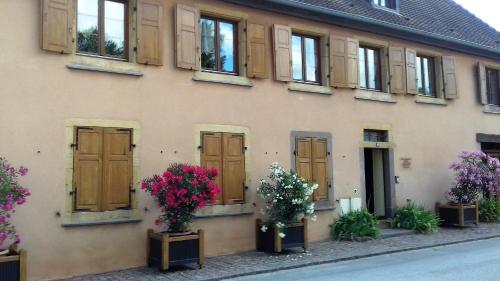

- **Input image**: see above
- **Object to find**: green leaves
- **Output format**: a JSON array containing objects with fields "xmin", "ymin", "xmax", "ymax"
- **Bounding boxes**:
[
  {"xmin": 390, "ymin": 203, "xmax": 439, "ymax": 234},
  {"xmin": 330, "ymin": 209, "xmax": 379, "ymax": 241},
  {"xmin": 479, "ymin": 198, "xmax": 500, "ymax": 223}
]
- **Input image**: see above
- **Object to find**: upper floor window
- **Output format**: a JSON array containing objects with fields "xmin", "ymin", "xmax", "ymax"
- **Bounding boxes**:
[
  {"xmin": 292, "ymin": 34, "xmax": 320, "ymax": 84},
  {"xmin": 416, "ymin": 55, "xmax": 436, "ymax": 97},
  {"xmin": 374, "ymin": 0, "xmax": 397, "ymax": 9},
  {"xmin": 200, "ymin": 17, "xmax": 238, "ymax": 75},
  {"xmin": 77, "ymin": 0, "xmax": 128, "ymax": 60},
  {"xmin": 486, "ymin": 68, "xmax": 500, "ymax": 106},
  {"xmin": 359, "ymin": 46, "xmax": 382, "ymax": 91}
]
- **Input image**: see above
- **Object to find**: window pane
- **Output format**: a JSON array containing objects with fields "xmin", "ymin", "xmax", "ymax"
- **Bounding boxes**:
[
  {"xmin": 219, "ymin": 21, "xmax": 235, "ymax": 73},
  {"xmin": 304, "ymin": 38, "xmax": 318, "ymax": 82},
  {"xmin": 423, "ymin": 58, "xmax": 431, "ymax": 96},
  {"xmin": 487, "ymin": 69, "xmax": 500, "ymax": 106},
  {"xmin": 201, "ymin": 18, "xmax": 216, "ymax": 71},
  {"xmin": 77, "ymin": 0, "xmax": 99, "ymax": 54},
  {"xmin": 359, "ymin": 48, "xmax": 366, "ymax": 88},
  {"xmin": 292, "ymin": 36, "xmax": 303, "ymax": 81},
  {"xmin": 367, "ymin": 49, "xmax": 377, "ymax": 89},
  {"xmin": 416, "ymin": 57, "xmax": 423, "ymax": 93},
  {"xmin": 104, "ymin": 1, "xmax": 125, "ymax": 58}
]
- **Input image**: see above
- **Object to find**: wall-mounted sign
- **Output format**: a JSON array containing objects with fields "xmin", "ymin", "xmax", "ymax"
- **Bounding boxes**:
[{"xmin": 401, "ymin": 158, "xmax": 412, "ymax": 168}]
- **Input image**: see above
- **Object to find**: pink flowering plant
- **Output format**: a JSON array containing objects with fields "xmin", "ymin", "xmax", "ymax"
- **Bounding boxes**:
[
  {"xmin": 0, "ymin": 157, "xmax": 30, "ymax": 249},
  {"xmin": 141, "ymin": 163, "xmax": 220, "ymax": 233},
  {"xmin": 447, "ymin": 151, "xmax": 500, "ymax": 204}
]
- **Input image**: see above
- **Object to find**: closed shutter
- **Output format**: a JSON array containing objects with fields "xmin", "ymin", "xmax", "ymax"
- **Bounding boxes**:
[
  {"xmin": 388, "ymin": 47, "xmax": 406, "ymax": 94},
  {"xmin": 295, "ymin": 138, "xmax": 312, "ymax": 183},
  {"xmin": 311, "ymin": 138, "xmax": 328, "ymax": 201},
  {"xmin": 273, "ymin": 25, "xmax": 292, "ymax": 82},
  {"xmin": 73, "ymin": 127, "xmax": 103, "ymax": 211},
  {"xmin": 222, "ymin": 134, "xmax": 245, "ymax": 204},
  {"xmin": 41, "ymin": 0, "xmax": 75, "ymax": 54},
  {"xmin": 137, "ymin": 0, "xmax": 164, "ymax": 66},
  {"xmin": 102, "ymin": 129, "xmax": 133, "ymax": 211},
  {"xmin": 478, "ymin": 63, "xmax": 488, "ymax": 105},
  {"xmin": 405, "ymin": 48, "xmax": 418, "ymax": 95},
  {"xmin": 346, "ymin": 38, "xmax": 360, "ymax": 89},
  {"xmin": 175, "ymin": 4, "xmax": 200, "ymax": 70},
  {"xmin": 442, "ymin": 56, "xmax": 458, "ymax": 99},
  {"xmin": 201, "ymin": 133, "xmax": 223, "ymax": 204},
  {"xmin": 330, "ymin": 36, "xmax": 359, "ymax": 89},
  {"xmin": 247, "ymin": 23, "xmax": 268, "ymax": 79}
]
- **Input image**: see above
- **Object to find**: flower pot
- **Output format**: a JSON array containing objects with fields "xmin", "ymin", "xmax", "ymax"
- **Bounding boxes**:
[
  {"xmin": 147, "ymin": 229, "xmax": 204, "ymax": 271},
  {"xmin": 0, "ymin": 246, "xmax": 26, "ymax": 281},
  {"xmin": 436, "ymin": 202, "xmax": 479, "ymax": 227},
  {"xmin": 256, "ymin": 218, "xmax": 308, "ymax": 253}
]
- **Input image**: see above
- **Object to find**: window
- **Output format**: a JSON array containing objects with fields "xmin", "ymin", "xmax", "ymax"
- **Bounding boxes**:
[
  {"xmin": 359, "ymin": 46, "xmax": 382, "ymax": 91},
  {"xmin": 73, "ymin": 127, "xmax": 133, "ymax": 212},
  {"xmin": 294, "ymin": 137, "xmax": 329, "ymax": 202},
  {"xmin": 200, "ymin": 132, "xmax": 245, "ymax": 205},
  {"xmin": 416, "ymin": 55, "xmax": 436, "ymax": 97},
  {"xmin": 200, "ymin": 17, "xmax": 238, "ymax": 74},
  {"xmin": 486, "ymin": 68, "xmax": 500, "ymax": 106},
  {"xmin": 374, "ymin": 0, "xmax": 397, "ymax": 9},
  {"xmin": 292, "ymin": 34, "xmax": 320, "ymax": 84}
]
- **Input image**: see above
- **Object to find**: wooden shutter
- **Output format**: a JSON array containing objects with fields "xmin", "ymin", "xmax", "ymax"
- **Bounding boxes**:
[
  {"xmin": 330, "ymin": 36, "xmax": 359, "ymax": 88},
  {"xmin": 273, "ymin": 25, "xmax": 292, "ymax": 82},
  {"xmin": 41, "ymin": 0, "xmax": 75, "ymax": 54},
  {"xmin": 222, "ymin": 134, "xmax": 245, "ymax": 205},
  {"xmin": 346, "ymin": 38, "xmax": 360, "ymax": 89},
  {"xmin": 405, "ymin": 48, "xmax": 418, "ymax": 95},
  {"xmin": 175, "ymin": 4, "xmax": 200, "ymax": 70},
  {"xmin": 137, "ymin": 0, "xmax": 164, "ymax": 66},
  {"xmin": 442, "ymin": 56, "xmax": 458, "ymax": 99},
  {"xmin": 247, "ymin": 23, "xmax": 268, "ymax": 79},
  {"xmin": 201, "ymin": 133, "xmax": 223, "ymax": 204},
  {"xmin": 295, "ymin": 138, "xmax": 313, "ymax": 183},
  {"xmin": 478, "ymin": 63, "xmax": 488, "ymax": 105},
  {"xmin": 388, "ymin": 47, "xmax": 406, "ymax": 94},
  {"xmin": 311, "ymin": 138, "xmax": 328, "ymax": 201},
  {"xmin": 102, "ymin": 129, "xmax": 133, "ymax": 211},
  {"xmin": 73, "ymin": 127, "xmax": 103, "ymax": 211}
]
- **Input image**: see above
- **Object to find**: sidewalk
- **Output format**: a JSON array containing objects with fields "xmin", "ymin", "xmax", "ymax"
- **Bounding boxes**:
[{"xmin": 62, "ymin": 223, "xmax": 500, "ymax": 281}]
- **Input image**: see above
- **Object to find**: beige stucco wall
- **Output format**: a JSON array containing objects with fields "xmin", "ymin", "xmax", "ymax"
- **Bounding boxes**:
[{"xmin": 0, "ymin": 0, "xmax": 499, "ymax": 280}]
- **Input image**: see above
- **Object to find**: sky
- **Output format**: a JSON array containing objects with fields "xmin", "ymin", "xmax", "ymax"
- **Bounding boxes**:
[{"xmin": 454, "ymin": 0, "xmax": 500, "ymax": 31}]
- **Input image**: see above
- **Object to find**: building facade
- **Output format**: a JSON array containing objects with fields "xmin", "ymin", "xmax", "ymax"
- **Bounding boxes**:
[{"xmin": 1, "ymin": 0, "xmax": 500, "ymax": 280}]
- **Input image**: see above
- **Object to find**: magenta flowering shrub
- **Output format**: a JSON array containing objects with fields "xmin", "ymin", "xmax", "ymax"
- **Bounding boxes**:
[
  {"xmin": 447, "ymin": 151, "xmax": 500, "ymax": 204},
  {"xmin": 0, "ymin": 157, "xmax": 31, "ymax": 249}
]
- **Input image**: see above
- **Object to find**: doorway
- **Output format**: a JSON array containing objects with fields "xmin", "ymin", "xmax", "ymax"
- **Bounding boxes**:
[{"xmin": 364, "ymin": 148, "xmax": 391, "ymax": 218}]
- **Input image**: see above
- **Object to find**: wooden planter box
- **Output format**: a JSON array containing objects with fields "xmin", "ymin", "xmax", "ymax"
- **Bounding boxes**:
[
  {"xmin": 0, "ymin": 247, "xmax": 26, "ymax": 281},
  {"xmin": 256, "ymin": 218, "xmax": 308, "ymax": 253},
  {"xmin": 436, "ymin": 202, "xmax": 479, "ymax": 227},
  {"xmin": 147, "ymin": 229, "xmax": 204, "ymax": 271}
]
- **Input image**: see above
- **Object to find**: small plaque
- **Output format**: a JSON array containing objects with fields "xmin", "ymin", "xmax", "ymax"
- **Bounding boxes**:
[{"xmin": 401, "ymin": 158, "xmax": 412, "ymax": 168}]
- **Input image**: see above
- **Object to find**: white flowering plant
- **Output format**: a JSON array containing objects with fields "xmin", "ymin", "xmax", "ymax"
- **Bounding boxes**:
[{"xmin": 257, "ymin": 163, "xmax": 318, "ymax": 237}]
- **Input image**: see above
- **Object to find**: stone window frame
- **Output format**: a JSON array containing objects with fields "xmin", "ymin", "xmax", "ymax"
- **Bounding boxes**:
[{"xmin": 413, "ymin": 49, "xmax": 448, "ymax": 106}]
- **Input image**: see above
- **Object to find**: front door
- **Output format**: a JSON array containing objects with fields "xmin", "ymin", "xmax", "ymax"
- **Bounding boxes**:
[{"xmin": 364, "ymin": 148, "xmax": 390, "ymax": 218}]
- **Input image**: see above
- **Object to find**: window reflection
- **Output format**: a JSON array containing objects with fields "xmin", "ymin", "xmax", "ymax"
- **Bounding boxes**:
[
  {"xmin": 292, "ymin": 36, "xmax": 303, "ymax": 81},
  {"xmin": 201, "ymin": 18, "xmax": 216, "ymax": 70},
  {"xmin": 219, "ymin": 22, "xmax": 235, "ymax": 73},
  {"xmin": 104, "ymin": 1, "xmax": 125, "ymax": 58},
  {"xmin": 77, "ymin": 0, "xmax": 99, "ymax": 54}
]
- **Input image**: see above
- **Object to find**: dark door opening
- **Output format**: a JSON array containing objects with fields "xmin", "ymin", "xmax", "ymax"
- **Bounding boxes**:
[{"xmin": 364, "ymin": 148, "xmax": 391, "ymax": 219}]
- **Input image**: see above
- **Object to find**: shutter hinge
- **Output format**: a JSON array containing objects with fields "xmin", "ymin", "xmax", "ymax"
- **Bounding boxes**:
[
  {"xmin": 73, "ymin": 127, "xmax": 94, "ymax": 150},
  {"xmin": 244, "ymin": 28, "xmax": 247, "ymax": 32},
  {"xmin": 293, "ymin": 150, "xmax": 297, "ymax": 156},
  {"xmin": 133, "ymin": 47, "xmax": 138, "ymax": 52},
  {"xmin": 327, "ymin": 151, "xmax": 331, "ymax": 156},
  {"xmin": 134, "ymin": 6, "xmax": 137, "ymax": 11}
]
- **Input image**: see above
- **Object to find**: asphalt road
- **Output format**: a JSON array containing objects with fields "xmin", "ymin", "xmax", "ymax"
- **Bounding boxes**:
[{"xmin": 228, "ymin": 238, "xmax": 500, "ymax": 281}]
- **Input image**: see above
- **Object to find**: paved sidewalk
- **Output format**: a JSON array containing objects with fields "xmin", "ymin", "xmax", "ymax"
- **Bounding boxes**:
[{"xmin": 63, "ymin": 224, "xmax": 500, "ymax": 281}]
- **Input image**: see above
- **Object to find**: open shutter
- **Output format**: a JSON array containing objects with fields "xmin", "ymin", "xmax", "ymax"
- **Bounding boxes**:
[
  {"xmin": 175, "ymin": 4, "xmax": 200, "ymax": 70},
  {"xmin": 311, "ymin": 138, "xmax": 328, "ymax": 201},
  {"xmin": 247, "ymin": 23, "xmax": 268, "ymax": 79},
  {"xmin": 346, "ymin": 38, "xmax": 360, "ymax": 89},
  {"xmin": 388, "ymin": 47, "xmax": 406, "ymax": 94},
  {"xmin": 201, "ymin": 133, "xmax": 223, "ymax": 204},
  {"xmin": 73, "ymin": 127, "xmax": 103, "ymax": 211},
  {"xmin": 41, "ymin": 0, "xmax": 75, "ymax": 54},
  {"xmin": 273, "ymin": 25, "xmax": 292, "ymax": 82},
  {"xmin": 137, "ymin": 0, "xmax": 164, "ymax": 66},
  {"xmin": 102, "ymin": 128, "xmax": 133, "ymax": 211},
  {"xmin": 478, "ymin": 63, "xmax": 488, "ymax": 105},
  {"xmin": 295, "ymin": 138, "xmax": 313, "ymax": 183},
  {"xmin": 330, "ymin": 36, "xmax": 359, "ymax": 88},
  {"xmin": 405, "ymin": 48, "xmax": 418, "ymax": 95},
  {"xmin": 222, "ymin": 134, "xmax": 245, "ymax": 205},
  {"xmin": 442, "ymin": 56, "xmax": 458, "ymax": 99}
]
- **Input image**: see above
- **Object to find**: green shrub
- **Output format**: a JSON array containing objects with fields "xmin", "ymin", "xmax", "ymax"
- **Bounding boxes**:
[
  {"xmin": 479, "ymin": 198, "xmax": 500, "ymax": 223},
  {"xmin": 330, "ymin": 209, "xmax": 379, "ymax": 241},
  {"xmin": 390, "ymin": 203, "xmax": 439, "ymax": 234}
]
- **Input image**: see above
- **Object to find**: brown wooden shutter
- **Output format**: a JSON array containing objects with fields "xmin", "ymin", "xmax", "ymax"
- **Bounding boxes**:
[
  {"xmin": 73, "ymin": 127, "xmax": 103, "ymax": 211},
  {"xmin": 405, "ymin": 48, "xmax": 418, "ymax": 95},
  {"xmin": 273, "ymin": 25, "xmax": 292, "ymax": 82},
  {"xmin": 102, "ymin": 129, "xmax": 133, "ymax": 211},
  {"xmin": 330, "ymin": 36, "xmax": 359, "ymax": 89},
  {"xmin": 442, "ymin": 56, "xmax": 458, "ymax": 99},
  {"xmin": 311, "ymin": 138, "xmax": 328, "ymax": 201},
  {"xmin": 222, "ymin": 134, "xmax": 245, "ymax": 205},
  {"xmin": 41, "ymin": 0, "xmax": 75, "ymax": 54},
  {"xmin": 295, "ymin": 138, "xmax": 313, "ymax": 183},
  {"xmin": 201, "ymin": 133, "xmax": 223, "ymax": 204},
  {"xmin": 346, "ymin": 38, "xmax": 360, "ymax": 89},
  {"xmin": 247, "ymin": 23, "xmax": 268, "ymax": 79},
  {"xmin": 388, "ymin": 47, "xmax": 406, "ymax": 94},
  {"xmin": 175, "ymin": 4, "xmax": 200, "ymax": 70},
  {"xmin": 137, "ymin": 0, "xmax": 164, "ymax": 66},
  {"xmin": 478, "ymin": 63, "xmax": 488, "ymax": 105}
]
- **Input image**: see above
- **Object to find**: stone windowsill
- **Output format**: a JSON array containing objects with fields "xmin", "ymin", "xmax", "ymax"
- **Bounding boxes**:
[
  {"xmin": 66, "ymin": 55, "xmax": 143, "ymax": 76},
  {"xmin": 192, "ymin": 71, "xmax": 254, "ymax": 87},
  {"xmin": 194, "ymin": 203, "xmax": 254, "ymax": 219},
  {"xmin": 314, "ymin": 200, "xmax": 336, "ymax": 212},
  {"xmin": 288, "ymin": 82, "xmax": 333, "ymax": 95},
  {"xmin": 354, "ymin": 90, "xmax": 397, "ymax": 103},
  {"xmin": 483, "ymin": 104, "xmax": 500, "ymax": 114},
  {"xmin": 415, "ymin": 95, "xmax": 447, "ymax": 106},
  {"xmin": 61, "ymin": 209, "xmax": 142, "ymax": 227}
]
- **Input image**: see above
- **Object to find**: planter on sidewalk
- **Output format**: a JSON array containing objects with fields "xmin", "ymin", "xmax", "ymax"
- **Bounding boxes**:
[
  {"xmin": 0, "ymin": 246, "xmax": 26, "ymax": 281},
  {"xmin": 256, "ymin": 218, "xmax": 308, "ymax": 253},
  {"xmin": 436, "ymin": 202, "xmax": 479, "ymax": 227},
  {"xmin": 147, "ymin": 229, "xmax": 204, "ymax": 271}
]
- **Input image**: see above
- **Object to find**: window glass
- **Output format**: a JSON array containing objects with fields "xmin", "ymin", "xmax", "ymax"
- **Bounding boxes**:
[
  {"xmin": 304, "ymin": 38, "xmax": 318, "ymax": 82},
  {"xmin": 367, "ymin": 49, "xmax": 377, "ymax": 89},
  {"xmin": 359, "ymin": 46, "xmax": 381, "ymax": 91},
  {"xmin": 292, "ymin": 35, "xmax": 303, "ymax": 81},
  {"xmin": 201, "ymin": 18, "xmax": 216, "ymax": 71},
  {"xmin": 104, "ymin": 1, "xmax": 125, "ymax": 58},
  {"xmin": 200, "ymin": 17, "xmax": 237, "ymax": 74},
  {"xmin": 416, "ymin": 55, "xmax": 436, "ymax": 97},
  {"xmin": 416, "ymin": 57, "xmax": 422, "ymax": 93},
  {"xmin": 77, "ymin": 0, "xmax": 99, "ymax": 54},
  {"xmin": 359, "ymin": 48, "xmax": 366, "ymax": 88},
  {"xmin": 292, "ymin": 34, "xmax": 320, "ymax": 83},
  {"xmin": 422, "ymin": 58, "xmax": 430, "ymax": 95},
  {"xmin": 487, "ymin": 68, "xmax": 500, "ymax": 106},
  {"xmin": 219, "ymin": 22, "xmax": 235, "ymax": 73}
]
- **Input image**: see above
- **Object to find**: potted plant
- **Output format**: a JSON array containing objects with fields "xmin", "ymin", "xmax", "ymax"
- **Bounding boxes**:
[
  {"xmin": 0, "ymin": 157, "xmax": 30, "ymax": 281},
  {"xmin": 437, "ymin": 151, "xmax": 500, "ymax": 227},
  {"xmin": 141, "ymin": 163, "xmax": 220, "ymax": 271},
  {"xmin": 256, "ymin": 163, "xmax": 318, "ymax": 253}
]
